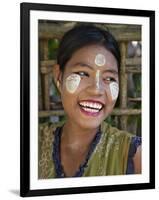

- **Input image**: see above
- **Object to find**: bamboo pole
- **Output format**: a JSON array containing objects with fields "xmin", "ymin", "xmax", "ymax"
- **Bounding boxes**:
[
  {"xmin": 119, "ymin": 42, "xmax": 128, "ymax": 130},
  {"xmin": 38, "ymin": 108, "xmax": 141, "ymax": 118},
  {"xmin": 38, "ymin": 23, "xmax": 141, "ymax": 41},
  {"xmin": 40, "ymin": 39, "xmax": 50, "ymax": 110}
]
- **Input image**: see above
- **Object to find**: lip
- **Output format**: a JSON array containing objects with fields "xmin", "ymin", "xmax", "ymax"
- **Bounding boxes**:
[
  {"xmin": 78, "ymin": 99, "xmax": 105, "ymax": 117},
  {"xmin": 79, "ymin": 107, "xmax": 102, "ymax": 117}
]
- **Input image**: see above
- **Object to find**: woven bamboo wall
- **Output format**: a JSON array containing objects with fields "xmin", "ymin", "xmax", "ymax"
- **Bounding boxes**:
[{"xmin": 38, "ymin": 21, "xmax": 141, "ymax": 136}]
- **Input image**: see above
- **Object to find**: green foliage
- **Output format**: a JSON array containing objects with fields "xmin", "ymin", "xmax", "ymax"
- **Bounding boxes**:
[{"xmin": 48, "ymin": 39, "xmax": 59, "ymax": 59}]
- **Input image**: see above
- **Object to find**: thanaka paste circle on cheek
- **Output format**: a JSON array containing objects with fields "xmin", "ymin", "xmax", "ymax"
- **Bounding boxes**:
[
  {"xmin": 95, "ymin": 54, "xmax": 106, "ymax": 66},
  {"xmin": 66, "ymin": 74, "xmax": 81, "ymax": 93},
  {"xmin": 109, "ymin": 82, "xmax": 119, "ymax": 100}
]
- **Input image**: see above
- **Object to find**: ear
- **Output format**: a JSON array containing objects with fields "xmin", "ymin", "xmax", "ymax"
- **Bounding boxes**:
[{"xmin": 52, "ymin": 64, "xmax": 62, "ymax": 92}]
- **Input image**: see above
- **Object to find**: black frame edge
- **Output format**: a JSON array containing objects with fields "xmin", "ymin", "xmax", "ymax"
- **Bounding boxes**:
[
  {"xmin": 20, "ymin": 3, "xmax": 30, "ymax": 197},
  {"xmin": 149, "ymin": 11, "xmax": 155, "ymax": 188},
  {"xmin": 22, "ymin": 183, "xmax": 155, "ymax": 197},
  {"xmin": 21, "ymin": 2, "xmax": 154, "ymax": 16}
]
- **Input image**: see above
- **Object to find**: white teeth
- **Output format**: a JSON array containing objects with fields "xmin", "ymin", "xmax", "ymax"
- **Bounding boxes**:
[
  {"xmin": 82, "ymin": 107, "xmax": 99, "ymax": 113},
  {"xmin": 95, "ymin": 103, "xmax": 101, "ymax": 109},
  {"xmin": 79, "ymin": 101, "xmax": 103, "ymax": 110},
  {"xmin": 90, "ymin": 102, "xmax": 94, "ymax": 108}
]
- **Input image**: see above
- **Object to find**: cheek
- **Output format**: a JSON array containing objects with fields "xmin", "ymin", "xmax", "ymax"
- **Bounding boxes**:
[
  {"xmin": 109, "ymin": 82, "xmax": 119, "ymax": 100},
  {"xmin": 65, "ymin": 74, "xmax": 81, "ymax": 93}
]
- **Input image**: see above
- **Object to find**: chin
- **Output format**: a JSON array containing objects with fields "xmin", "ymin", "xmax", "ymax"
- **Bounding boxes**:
[{"xmin": 77, "ymin": 118, "xmax": 103, "ymax": 130}]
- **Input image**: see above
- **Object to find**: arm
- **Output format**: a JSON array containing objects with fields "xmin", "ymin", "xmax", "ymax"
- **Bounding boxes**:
[{"xmin": 133, "ymin": 145, "xmax": 142, "ymax": 174}]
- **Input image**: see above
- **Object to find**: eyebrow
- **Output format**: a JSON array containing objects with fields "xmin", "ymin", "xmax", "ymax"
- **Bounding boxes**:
[
  {"xmin": 72, "ymin": 62, "xmax": 94, "ymax": 70},
  {"xmin": 72, "ymin": 62, "xmax": 118, "ymax": 74},
  {"xmin": 103, "ymin": 69, "xmax": 118, "ymax": 75}
]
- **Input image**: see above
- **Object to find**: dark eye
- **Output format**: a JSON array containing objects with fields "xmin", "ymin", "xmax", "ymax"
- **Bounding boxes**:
[
  {"xmin": 74, "ymin": 71, "xmax": 89, "ymax": 77},
  {"xmin": 104, "ymin": 77, "xmax": 116, "ymax": 83}
]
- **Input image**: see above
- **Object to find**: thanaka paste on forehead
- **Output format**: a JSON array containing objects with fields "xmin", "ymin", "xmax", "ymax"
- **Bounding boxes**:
[
  {"xmin": 65, "ymin": 74, "xmax": 81, "ymax": 93},
  {"xmin": 109, "ymin": 82, "xmax": 119, "ymax": 100},
  {"xmin": 95, "ymin": 54, "xmax": 106, "ymax": 67}
]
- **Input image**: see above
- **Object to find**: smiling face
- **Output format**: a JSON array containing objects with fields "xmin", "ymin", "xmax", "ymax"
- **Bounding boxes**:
[{"xmin": 56, "ymin": 44, "xmax": 119, "ymax": 130}]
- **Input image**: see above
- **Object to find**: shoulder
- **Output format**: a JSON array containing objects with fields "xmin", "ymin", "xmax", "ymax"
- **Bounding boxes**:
[
  {"xmin": 126, "ymin": 135, "xmax": 141, "ymax": 174},
  {"xmin": 100, "ymin": 121, "xmax": 134, "ymax": 155},
  {"xmin": 101, "ymin": 121, "xmax": 141, "ymax": 157},
  {"xmin": 39, "ymin": 122, "xmax": 57, "ymax": 136},
  {"xmin": 129, "ymin": 136, "xmax": 141, "ymax": 156},
  {"xmin": 101, "ymin": 121, "xmax": 142, "ymax": 152},
  {"xmin": 38, "ymin": 123, "xmax": 57, "ymax": 179},
  {"xmin": 131, "ymin": 137, "xmax": 142, "ymax": 173},
  {"xmin": 39, "ymin": 123, "xmax": 56, "ymax": 152},
  {"xmin": 101, "ymin": 121, "xmax": 134, "ymax": 139},
  {"xmin": 100, "ymin": 121, "xmax": 142, "ymax": 174}
]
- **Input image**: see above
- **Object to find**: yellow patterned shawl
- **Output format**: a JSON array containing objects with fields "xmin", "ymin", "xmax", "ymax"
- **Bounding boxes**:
[{"xmin": 38, "ymin": 122, "xmax": 133, "ymax": 179}]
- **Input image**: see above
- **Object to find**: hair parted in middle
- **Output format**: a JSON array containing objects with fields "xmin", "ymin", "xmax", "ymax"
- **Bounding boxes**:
[{"xmin": 57, "ymin": 24, "xmax": 121, "ymax": 72}]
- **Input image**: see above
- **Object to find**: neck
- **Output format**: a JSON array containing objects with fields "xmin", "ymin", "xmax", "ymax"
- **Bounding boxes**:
[{"xmin": 61, "ymin": 120, "xmax": 99, "ymax": 151}]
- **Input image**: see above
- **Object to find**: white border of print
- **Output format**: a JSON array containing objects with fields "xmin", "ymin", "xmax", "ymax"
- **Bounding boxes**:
[{"xmin": 30, "ymin": 10, "xmax": 150, "ymax": 190}]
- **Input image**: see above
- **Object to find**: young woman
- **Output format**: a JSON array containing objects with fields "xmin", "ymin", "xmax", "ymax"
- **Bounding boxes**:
[{"xmin": 39, "ymin": 24, "xmax": 141, "ymax": 178}]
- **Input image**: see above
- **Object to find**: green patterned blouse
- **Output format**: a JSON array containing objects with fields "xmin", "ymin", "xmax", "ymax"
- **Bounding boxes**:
[{"xmin": 38, "ymin": 121, "xmax": 136, "ymax": 179}]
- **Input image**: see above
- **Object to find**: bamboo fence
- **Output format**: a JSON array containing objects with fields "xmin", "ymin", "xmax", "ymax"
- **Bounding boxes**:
[{"xmin": 38, "ymin": 21, "xmax": 141, "ymax": 134}]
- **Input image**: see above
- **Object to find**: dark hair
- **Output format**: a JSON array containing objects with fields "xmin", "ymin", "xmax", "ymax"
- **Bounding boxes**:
[{"xmin": 57, "ymin": 24, "xmax": 120, "ymax": 71}]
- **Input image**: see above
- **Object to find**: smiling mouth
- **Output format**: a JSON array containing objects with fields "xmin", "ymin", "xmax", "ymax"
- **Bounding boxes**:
[{"xmin": 79, "ymin": 100, "xmax": 104, "ymax": 115}]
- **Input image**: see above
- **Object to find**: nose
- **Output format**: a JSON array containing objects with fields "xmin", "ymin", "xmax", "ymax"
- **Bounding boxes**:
[{"xmin": 87, "ymin": 72, "xmax": 105, "ymax": 96}]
